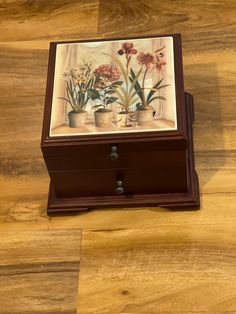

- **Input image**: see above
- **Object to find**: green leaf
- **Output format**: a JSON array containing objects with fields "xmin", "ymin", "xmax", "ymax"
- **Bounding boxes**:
[
  {"xmin": 92, "ymin": 104, "xmax": 103, "ymax": 109},
  {"xmin": 67, "ymin": 79, "xmax": 72, "ymax": 94},
  {"xmin": 128, "ymin": 67, "xmax": 142, "ymax": 97},
  {"xmin": 146, "ymin": 78, "xmax": 164, "ymax": 104},
  {"xmin": 155, "ymin": 84, "xmax": 170, "ymax": 90},
  {"xmin": 129, "ymin": 76, "xmax": 142, "ymax": 102},
  {"xmin": 80, "ymin": 92, "xmax": 85, "ymax": 109},
  {"xmin": 85, "ymin": 78, "xmax": 92, "ymax": 89},
  {"xmin": 115, "ymin": 84, "xmax": 126, "ymax": 96},
  {"xmin": 106, "ymin": 96, "xmax": 118, "ymax": 105},
  {"xmin": 69, "ymin": 79, "xmax": 74, "ymax": 97},
  {"xmin": 75, "ymin": 94, "xmax": 79, "ymax": 108},
  {"xmin": 114, "ymin": 86, "xmax": 127, "ymax": 104},
  {"xmin": 87, "ymin": 88, "xmax": 100, "ymax": 100},
  {"xmin": 130, "ymin": 97, "xmax": 140, "ymax": 106},
  {"xmin": 129, "ymin": 68, "xmax": 142, "ymax": 96},
  {"xmin": 147, "ymin": 96, "xmax": 166, "ymax": 105},
  {"xmin": 84, "ymin": 96, "xmax": 91, "ymax": 106},
  {"xmin": 130, "ymin": 91, "xmax": 137, "ymax": 100},
  {"xmin": 111, "ymin": 80, "xmax": 123, "ymax": 87},
  {"xmin": 130, "ymin": 68, "xmax": 136, "ymax": 79},
  {"xmin": 66, "ymin": 88, "xmax": 75, "ymax": 109},
  {"xmin": 105, "ymin": 89, "xmax": 115, "ymax": 94}
]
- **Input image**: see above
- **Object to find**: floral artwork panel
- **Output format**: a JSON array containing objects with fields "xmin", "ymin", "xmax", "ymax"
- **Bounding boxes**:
[{"xmin": 50, "ymin": 36, "xmax": 177, "ymax": 137}]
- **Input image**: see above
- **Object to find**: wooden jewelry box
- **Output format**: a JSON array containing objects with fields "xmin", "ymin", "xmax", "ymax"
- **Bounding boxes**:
[{"xmin": 41, "ymin": 33, "xmax": 200, "ymax": 215}]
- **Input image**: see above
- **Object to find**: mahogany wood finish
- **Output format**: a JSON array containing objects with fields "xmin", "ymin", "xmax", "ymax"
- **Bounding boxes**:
[{"xmin": 41, "ymin": 34, "xmax": 200, "ymax": 214}]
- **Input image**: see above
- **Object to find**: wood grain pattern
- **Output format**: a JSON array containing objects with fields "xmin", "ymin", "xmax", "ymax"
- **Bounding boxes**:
[
  {"xmin": 0, "ymin": 0, "xmax": 99, "ymax": 41},
  {"xmin": 98, "ymin": 0, "xmax": 236, "ymax": 51},
  {"xmin": 0, "ymin": 42, "xmax": 48, "ymax": 177},
  {"xmin": 0, "ymin": 0, "xmax": 236, "ymax": 312},
  {"xmin": 0, "ymin": 229, "xmax": 82, "ymax": 314},
  {"xmin": 77, "ymin": 227, "xmax": 236, "ymax": 313}
]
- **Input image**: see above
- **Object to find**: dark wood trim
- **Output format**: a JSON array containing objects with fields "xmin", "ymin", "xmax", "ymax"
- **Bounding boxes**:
[
  {"xmin": 47, "ymin": 189, "xmax": 200, "ymax": 214},
  {"xmin": 41, "ymin": 42, "xmax": 57, "ymax": 146}
]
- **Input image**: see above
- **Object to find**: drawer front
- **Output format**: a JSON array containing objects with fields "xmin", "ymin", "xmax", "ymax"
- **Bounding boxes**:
[
  {"xmin": 50, "ymin": 167, "xmax": 187, "ymax": 198},
  {"xmin": 44, "ymin": 141, "xmax": 186, "ymax": 172}
]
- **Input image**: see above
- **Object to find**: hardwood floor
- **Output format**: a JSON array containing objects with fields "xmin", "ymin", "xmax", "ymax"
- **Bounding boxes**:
[
  {"xmin": 0, "ymin": 229, "xmax": 81, "ymax": 314},
  {"xmin": 78, "ymin": 226, "xmax": 236, "ymax": 313},
  {"xmin": 0, "ymin": 0, "xmax": 236, "ymax": 313}
]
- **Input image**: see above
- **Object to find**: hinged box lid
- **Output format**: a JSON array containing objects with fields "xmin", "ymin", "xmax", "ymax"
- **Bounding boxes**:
[{"xmin": 41, "ymin": 33, "xmax": 187, "ymax": 148}]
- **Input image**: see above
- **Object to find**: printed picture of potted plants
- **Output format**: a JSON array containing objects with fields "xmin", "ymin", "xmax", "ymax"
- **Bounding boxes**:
[
  {"xmin": 88, "ymin": 64, "xmax": 122, "ymax": 127},
  {"xmin": 104, "ymin": 42, "xmax": 141, "ymax": 128},
  {"xmin": 130, "ymin": 47, "xmax": 169, "ymax": 125},
  {"xmin": 59, "ymin": 63, "xmax": 94, "ymax": 128}
]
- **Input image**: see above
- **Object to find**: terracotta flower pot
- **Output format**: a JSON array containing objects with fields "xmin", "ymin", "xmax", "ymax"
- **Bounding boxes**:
[
  {"xmin": 94, "ymin": 109, "xmax": 113, "ymax": 127},
  {"xmin": 117, "ymin": 111, "xmax": 137, "ymax": 128},
  {"xmin": 137, "ymin": 106, "xmax": 154, "ymax": 126},
  {"xmin": 68, "ymin": 111, "xmax": 87, "ymax": 128}
]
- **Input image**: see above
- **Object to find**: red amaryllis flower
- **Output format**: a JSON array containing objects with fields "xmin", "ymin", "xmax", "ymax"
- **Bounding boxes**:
[
  {"xmin": 137, "ymin": 52, "xmax": 156, "ymax": 68},
  {"xmin": 155, "ymin": 59, "xmax": 166, "ymax": 72},
  {"xmin": 117, "ymin": 42, "xmax": 137, "ymax": 55},
  {"xmin": 130, "ymin": 48, "xmax": 137, "ymax": 54},
  {"xmin": 118, "ymin": 49, "xmax": 124, "ymax": 55},
  {"xmin": 94, "ymin": 64, "xmax": 120, "ymax": 82},
  {"xmin": 122, "ymin": 42, "xmax": 133, "ymax": 51}
]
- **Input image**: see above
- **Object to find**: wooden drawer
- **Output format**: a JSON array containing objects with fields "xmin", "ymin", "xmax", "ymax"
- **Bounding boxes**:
[
  {"xmin": 43, "ymin": 140, "xmax": 186, "ymax": 172},
  {"xmin": 50, "ymin": 167, "xmax": 187, "ymax": 198}
]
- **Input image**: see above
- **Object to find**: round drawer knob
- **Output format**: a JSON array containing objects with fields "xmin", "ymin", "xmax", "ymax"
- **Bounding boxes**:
[
  {"xmin": 110, "ymin": 145, "xmax": 119, "ymax": 160},
  {"xmin": 115, "ymin": 180, "xmax": 124, "ymax": 195}
]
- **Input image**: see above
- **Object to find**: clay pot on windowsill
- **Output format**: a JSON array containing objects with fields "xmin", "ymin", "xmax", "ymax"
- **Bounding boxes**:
[
  {"xmin": 68, "ymin": 110, "xmax": 87, "ymax": 128},
  {"xmin": 137, "ymin": 106, "xmax": 154, "ymax": 126},
  {"xmin": 94, "ymin": 109, "xmax": 113, "ymax": 127}
]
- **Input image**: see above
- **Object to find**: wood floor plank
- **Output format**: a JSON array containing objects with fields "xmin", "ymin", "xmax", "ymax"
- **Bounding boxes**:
[
  {"xmin": 184, "ymin": 51, "xmax": 236, "ymax": 126},
  {"xmin": 98, "ymin": 0, "xmax": 236, "ymax": 52},
  {"xmin": 193, "ymin": 126, "xmax": 236, "ymax": 151},
  {"xmin": 77, "ymin": 226, "xmax": 236, "ymax": 313},
  {"xmin": 0, "ymin": 229, "xmax": 82, "ymax": 265},
  {"xmin": 0, "ymin": 0, "xmax": 99, "ymax": 42},
  {"xmin": 1, "ymin": 272, "xmax": 79, "ymax": 314},
  {"xmin": 0, "ymin": 229, "xmax": 82, "ymax": 314},
  {"xmin": 0, "ymin": 42, "xmax": 53, "ymax": 178},
  {"xmin": 0, "ymin": 175, "xmax": 48, "ymax": 222}
]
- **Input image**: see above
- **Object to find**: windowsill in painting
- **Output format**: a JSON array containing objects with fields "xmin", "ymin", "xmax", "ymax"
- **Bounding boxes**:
[{"xmin": 50, "ymin": 119, "xmax": 176, "ymax": 137}]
